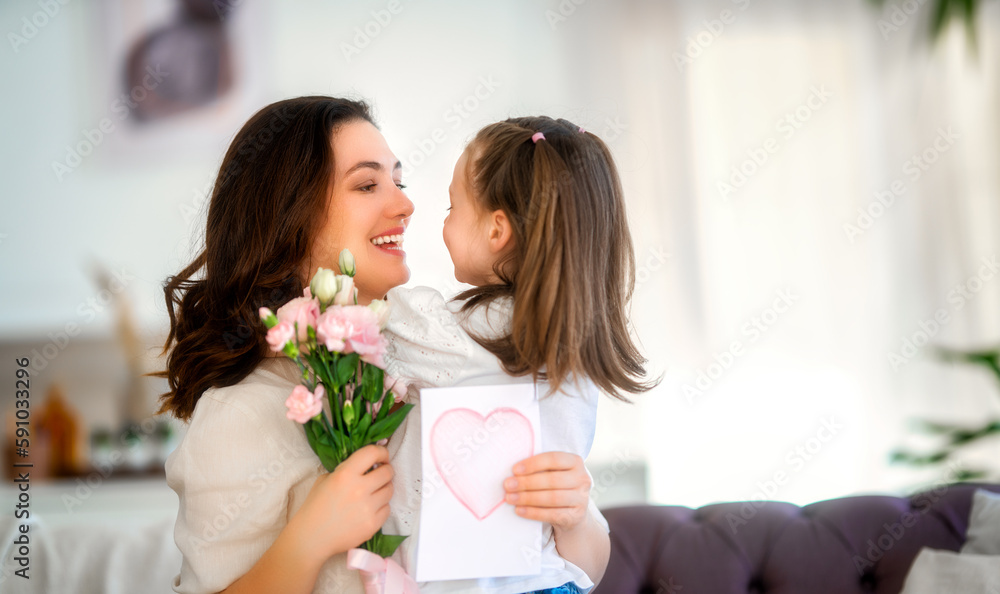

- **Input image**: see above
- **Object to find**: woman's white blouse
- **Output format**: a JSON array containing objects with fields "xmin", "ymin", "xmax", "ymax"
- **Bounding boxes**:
[{"xmin": 165, "ymin": 285, "xmax": 607, "ymax": 594}]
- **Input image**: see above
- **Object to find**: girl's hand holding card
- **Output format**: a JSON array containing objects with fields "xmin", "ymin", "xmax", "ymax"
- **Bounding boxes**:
[{"xmin": 503, "ymin": 452, "xmax": 591, "ymax": 533}]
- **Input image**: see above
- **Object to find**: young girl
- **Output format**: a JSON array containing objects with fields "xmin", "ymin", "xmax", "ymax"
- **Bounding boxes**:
[{"xmin": 380, "ymin": 116, "xmax": 655, "ymax": 593}]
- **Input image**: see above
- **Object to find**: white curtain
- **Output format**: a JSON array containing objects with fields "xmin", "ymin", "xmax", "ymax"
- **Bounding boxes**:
[{"xmin": 561, "ymin": 0, "xmax": 1000, "ymax": 506}]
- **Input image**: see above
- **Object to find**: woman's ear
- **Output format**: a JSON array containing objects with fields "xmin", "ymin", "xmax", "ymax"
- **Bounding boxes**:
[{"xmin": 487, "ymin": 209, "xmax": 514, "ymax": 254}]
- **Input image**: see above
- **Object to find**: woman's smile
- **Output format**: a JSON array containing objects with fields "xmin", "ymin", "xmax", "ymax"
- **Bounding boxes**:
[{"xmin": 370, "ymin": 225, "xmax": 406, "ymax": 256}]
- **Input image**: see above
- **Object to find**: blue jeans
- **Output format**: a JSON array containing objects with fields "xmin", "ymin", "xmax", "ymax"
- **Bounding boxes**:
[{"xmin": 526, "ymin": 583, "xmax": 583, "ymax": 594}]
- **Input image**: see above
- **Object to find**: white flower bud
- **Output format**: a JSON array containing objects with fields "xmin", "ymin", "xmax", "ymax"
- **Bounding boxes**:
[
  {"xmin": 333, "ymin": 275, "xmax": 356, "ymax": 306},
  {"xmin": 338, "ymin": 249, "xmax": 356, "ymax": 277},
  {"xmin": 310, "ymin": 267, "xmax": 339, "ymax": 306}
]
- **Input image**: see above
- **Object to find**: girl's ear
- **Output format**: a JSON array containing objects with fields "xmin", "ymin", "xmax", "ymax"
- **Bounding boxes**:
[{"xmin": 487, "ymin": 208, "xmax": 514, "ymax": 254}]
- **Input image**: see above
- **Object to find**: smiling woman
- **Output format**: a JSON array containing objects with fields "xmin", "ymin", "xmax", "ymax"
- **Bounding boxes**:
[
  {"xmin": 304, "ymin": 120, "xmax": 414, "ymax": 305},
  {"xmin": 152, "ymin": 96, "xmax": 413, "ymax": 594}
]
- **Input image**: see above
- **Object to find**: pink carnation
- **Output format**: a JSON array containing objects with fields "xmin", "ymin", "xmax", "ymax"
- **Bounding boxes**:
[
  {"xmin": 285, "ymin": 384, "xmax": 324, "ymax": 424},
  {"xmin": 315, "ymin": 305, "xmax": 387, "ymax": 367},
  {"xmin": 266, "ymin": 320, "xmax": 295, "ymax": 352},
  {"xmin": 384, "ymin": 375, "xmax": 409, "ymax": 402},
  {"xmin": 315, "ymin": 308, "xmax": 349, "ymax": 352},
  {"xmin": 276, "ymin": 295, "xmax": 320, "ymax": 343}
]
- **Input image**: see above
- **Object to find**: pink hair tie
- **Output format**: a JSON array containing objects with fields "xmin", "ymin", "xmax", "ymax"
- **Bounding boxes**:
[
  {"xmin": 531, "ymin": 132, "xmax": 545, "ymax": 143},
  {"xmin": 578, "ymin": 126, "xmax": 585, "ymax": 133}
]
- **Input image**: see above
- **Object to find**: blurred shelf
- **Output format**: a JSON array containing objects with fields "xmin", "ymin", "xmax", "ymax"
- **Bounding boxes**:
[{"xmin": 0, "ymin": 474, "xmax": 177, "ymax": 530}]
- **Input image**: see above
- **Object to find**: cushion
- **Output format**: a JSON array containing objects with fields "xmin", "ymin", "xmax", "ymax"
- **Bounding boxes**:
[
  {"xmin": 899, "ymin": 548, "xmax": 1000, "ymax": 594},
  {"xmin": 961, "ymin": 488, "xmax": 1000, "ymax": 555}
]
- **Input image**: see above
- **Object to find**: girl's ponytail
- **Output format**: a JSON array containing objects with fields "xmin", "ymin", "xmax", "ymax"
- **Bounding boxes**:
[{"xmin": 459, "ymin": 117, "xmax": 657, "ymax": 400}]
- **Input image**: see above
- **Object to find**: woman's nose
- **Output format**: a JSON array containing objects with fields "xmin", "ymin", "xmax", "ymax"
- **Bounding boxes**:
[{"xmin": 391, "ymin": 185, "xmax": 415, "ymax": 221}]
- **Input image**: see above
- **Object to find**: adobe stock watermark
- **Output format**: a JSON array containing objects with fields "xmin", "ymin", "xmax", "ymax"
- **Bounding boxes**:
[
  {"xmin": 27, "ymin": 268, "xmax": 135, "ymax": 373},
  {"xmin": 683, "ymin": 288, "xmax": 799, "ymax": 403},
  {"xmin": 726, "ymin": 416, "xmax": 844, "ymax": 533},
  {"xmin": 340, "ymin": 0, "xmax": 406, "ymax": 62},
  {"xmin": 422, "ymin": 411, "xmax": 511, "ymax": 503},
  {"xmin": 180, "ymin": 104, "xmax": 295, "ymax": 223},
  {"xmin": 717, "ymin": 85, "xmax": 833, "ymax": 201},
  {"xmin": 634, "ymin": 246, "xmax": 669, "ymax": 287},
  {"xmin": 634, "ymin": 246, "xmax": 670, "ymax": 291},
  {"xmin": 180, "ymin": 173, "xmax": 214, "ymax": 224},
  {"xmin": 51, "ymin": 64, "xmax": 170, "ymax": 181},
  {"xmin": 400, "ymin": 74, "xmax": 501, "ymax": 177},
  {"xmin": 673, "ymin": 0, "xmax": 751, "ymax": 72},
  {"xmin": 60, "ymin": 417, "xmax": 165, "ymax": 513},
  {"xmin": 852, "ymin": 461, "xmax": 966, "ymax": 574},
  {"xmin": 590, "ymin": 448, "xmax": 636, "ymax": 499},
  {"xmin": 6, "ymin": 0, "xmax": 72, "ymax": 54},
  {"xmin": 545, "ymin": 0, "xmax": 588, "ymax": 29},
  {"xmin": 876, "ymin": 0, "xmax": 931, "ymax": 40},
  {"xmin": 187, "ymin": 439, "xmax": 309, "ymax": 554},
  {"xmin": 843, "ymin": 126, "xmax": 958, "ymax": 243},
  {"xmin": 655, "ymin": 577, "xmax": 684, "ymax": 594},
  {"xmin": 888, "ymin": 255, "xmax": 998, "ymax": 371},
  {"xmin": 209, "ymin": 0, "xmax": 244, "ymax": 21},
  {"xmin": 518, "ymin": 448, "xmax": 634, "ymax": 564}
]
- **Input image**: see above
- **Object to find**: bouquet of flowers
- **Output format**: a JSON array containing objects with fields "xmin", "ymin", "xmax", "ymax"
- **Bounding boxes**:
[{"xmin": 259, "ymin": 249, "xmax": 415, "ymax": 587}]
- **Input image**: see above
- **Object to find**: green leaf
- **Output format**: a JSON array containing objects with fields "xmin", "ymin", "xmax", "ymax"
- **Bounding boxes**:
[
  {"xmin": 953, "ymin": 468, "xmax": 987, "ymax": 481},
  {"xmin": 303, "ymin": 352, "xmax": 334, "ymax": 394},
  {"xmin": 353, "ymin": 394, "xmax": 365, "ymax": 426},
  {"xmin": 929, "ymin": 0, "xmax": 950, "ymax": 41},
  {"xmin": 302, "ymin": 421, "xmax": 342, "ymax": 471},
  {"xmin": 304, "ymin": 420, "xmax": 321, "ymax": 452},
  {"xmin": 374, "ymin": 533, "xmax": 408, "ymax": 558},
  {"xmin": 316, "ymin": 445, "xmax": 341, "ymax": 471},
  {"xmin": 361, "ymin": 364, "xmax": 383, "ymax": 402},
  {"xmin": 368, "ymin": 403, "xmax": 414, "ymax": 442},
  {"xmin": 362, "ymin": 530, "xmax": 409, "ymax": 557},
  {"xmin": 356, "ymin": 411, "xmax": 373, "ymax": 440},
  {"xmin": 375, "ymin": 393, "xmax": 393, "ymax": 422},
  {"xmin": 337, "ymin": 353, "xmax": 360, "ymax": 385}
]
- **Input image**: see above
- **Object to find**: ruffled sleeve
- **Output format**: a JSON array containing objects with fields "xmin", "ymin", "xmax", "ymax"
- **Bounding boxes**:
[
  {"xmin": 383, "ymin": 286, "xmax": 474, "ymax": 401},
  {"xmin": 165, "ymin": 381, "xmax": 322, "ymax": 593}
]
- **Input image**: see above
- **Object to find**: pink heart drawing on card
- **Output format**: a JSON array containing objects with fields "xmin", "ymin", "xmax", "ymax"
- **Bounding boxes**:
[{"xmin": 429, "ymin": 407, "xmax": 534, "ymax": 521}]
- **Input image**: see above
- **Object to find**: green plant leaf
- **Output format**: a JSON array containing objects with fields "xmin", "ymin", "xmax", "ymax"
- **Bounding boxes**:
[
  {"xmin": 337, "ymin": 353, "xmax": 360, "ymax": 385},
  {"xmin": 375, "ymin": 393, "xmax": 393, "ymax": 422},
  {"xmin": 890, "ymin": 448, "xmax": 953, "ymax": 466},
  {"xmin": 303, "ymin": 421, "xmax": 341, "ymax": 471},
  {"xmin": 354, "ymin": 393, "xmax": 365, "ymax": 422},
  {"xmin": 361, "ymin": 363, "xmax": 384, "ymax": 402},
  {"xmin": 953, "ymin": 468, "xmax": 988, "ymax": 481},
  {"xmin": 368, "ymin": 403, "xmax": 414, "ymax": 442},
  {"xmin": 363, "ymin": 530, "xmax": 408, "ymax": 558},
  {"xmin": 355, "ymin": 410, "xmax": 372, "ymax": 440}
]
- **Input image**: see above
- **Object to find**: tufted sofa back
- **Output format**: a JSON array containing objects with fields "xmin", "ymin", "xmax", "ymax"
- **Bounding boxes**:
[{"xmin": 594, "ymin": 483, "xmax": 1000, "ymax": 594}]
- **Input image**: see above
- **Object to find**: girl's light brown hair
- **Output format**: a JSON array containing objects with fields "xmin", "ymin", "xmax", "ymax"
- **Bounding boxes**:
[
  {"xmin": 151, "ymin": 96, "xmax": 374, "ymax": 421},
  {"xmin": 458, "ymin": 116, "xmax": 657, "ymax": 400}
]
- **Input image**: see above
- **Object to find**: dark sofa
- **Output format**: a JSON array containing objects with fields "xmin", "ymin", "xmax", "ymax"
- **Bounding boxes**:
[{"xmin": 594, "ymin": 483, "xmax": 1000, "ymax": 594}]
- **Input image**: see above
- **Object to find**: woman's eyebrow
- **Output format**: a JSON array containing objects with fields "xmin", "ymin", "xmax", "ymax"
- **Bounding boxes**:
[
  {"xmin": 345, "ymin": 161, "xmax": 382, "ymax": 175},
  {"xmin": 345, "ymin": 160, "xmax": 403, "ymax": 176}
]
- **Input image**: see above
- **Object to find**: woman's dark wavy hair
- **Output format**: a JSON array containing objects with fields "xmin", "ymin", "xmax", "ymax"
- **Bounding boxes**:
[
  {"xmin": 151, "ymin": 96, "xmax": 374, "ymax": 421},
  {"xmin": 459, "ymin": 116, "xmax": 659, "ymax": 401}
]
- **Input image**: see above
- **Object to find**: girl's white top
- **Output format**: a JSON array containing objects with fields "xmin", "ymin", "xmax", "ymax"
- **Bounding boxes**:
[
  {"xmin": 165, "ymin": 286, "xmax": 606, "ymax": 594},
  {"xmin": 382, "ymin": 286, "xmax": 607, "ymax": 594}
]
